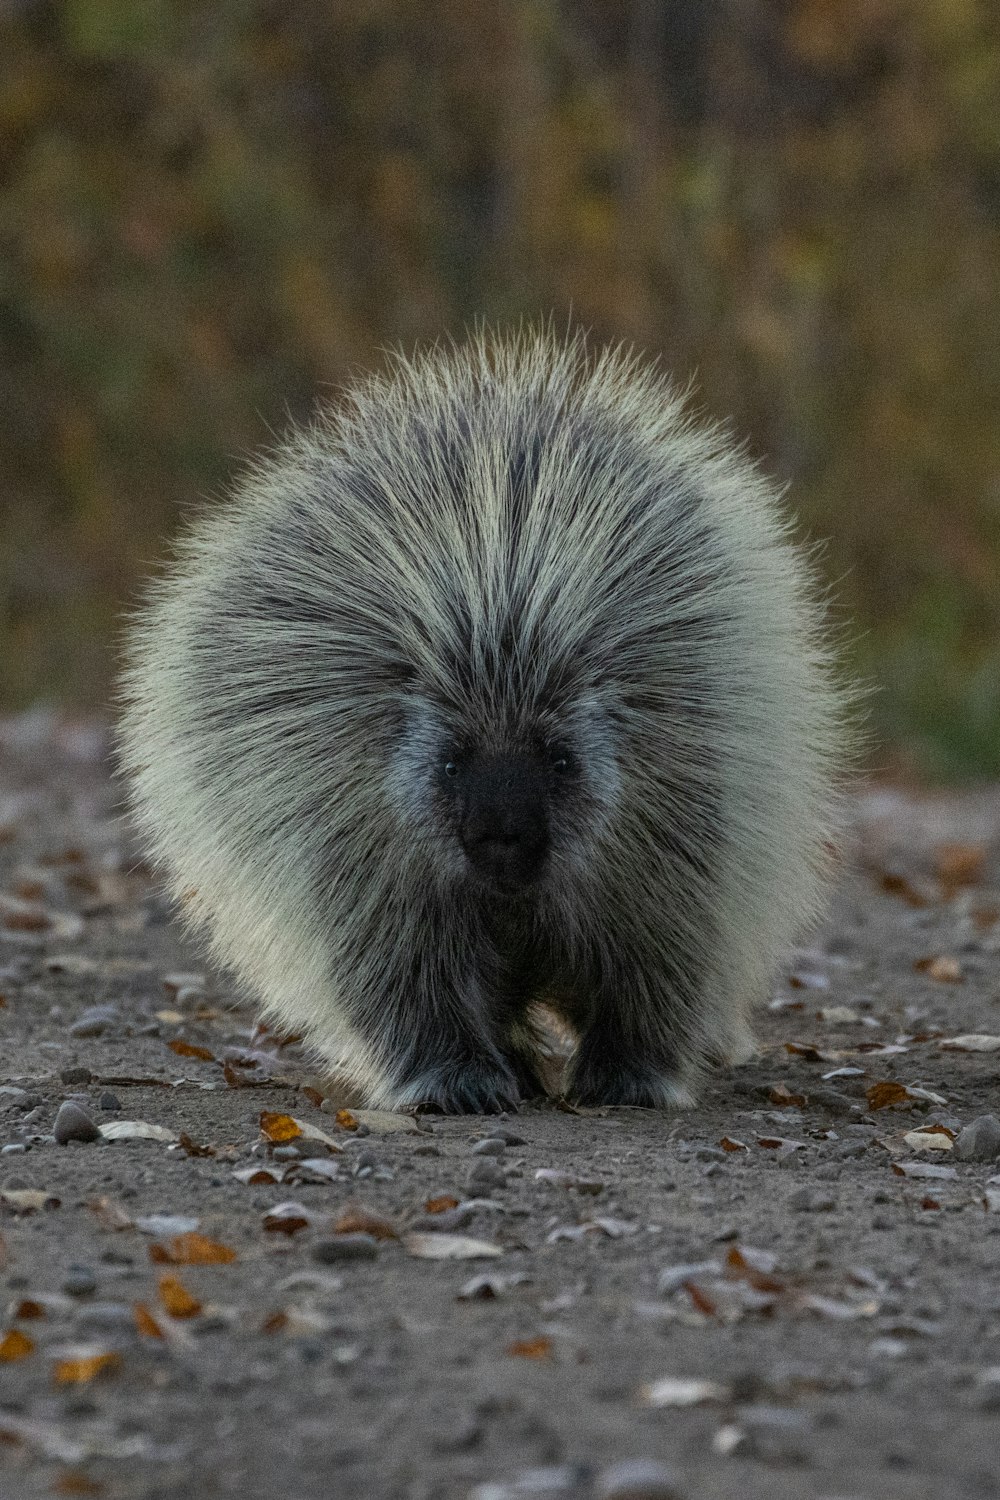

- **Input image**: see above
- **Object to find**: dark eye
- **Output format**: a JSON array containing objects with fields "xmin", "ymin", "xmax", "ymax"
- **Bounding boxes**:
[
  {"xmin": 444, "ymin": 760, "xmax": 459, "ymax": 779},
  {"xmin": 548, "ymin": 748, "xmax": 572, "ymax": 776}
]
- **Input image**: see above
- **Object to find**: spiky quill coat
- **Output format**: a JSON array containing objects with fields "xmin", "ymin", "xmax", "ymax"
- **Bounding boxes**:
[{"xmin": 118, "ymin": 333, "xmax": 849, "ymax": 1111}]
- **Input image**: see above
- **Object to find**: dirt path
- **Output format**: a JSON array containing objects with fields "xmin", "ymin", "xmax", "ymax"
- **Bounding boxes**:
[{"xmin": 2, "ymin": 712, "xmax": 1000, "ymax": 1500}]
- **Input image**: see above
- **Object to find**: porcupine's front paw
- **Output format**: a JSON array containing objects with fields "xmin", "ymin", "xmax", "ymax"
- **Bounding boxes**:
[
  {"xmin": 565, "ymin": 1043, "xmax": 697, "ymax": 1109},
  {"xmin": 391, "ymin": 1055, "xmax": 522, "ymax": 1114}
]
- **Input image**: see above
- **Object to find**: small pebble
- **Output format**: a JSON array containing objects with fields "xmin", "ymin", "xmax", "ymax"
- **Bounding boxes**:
[
  {"xmin": 69, "ymin": 1004, "xmax": 120, "ymax": 1038},
  {"xmin": 472, "ymin": 1138, "xmax": 507, "ymax": 1157},
  {"xmin": 596, "ymin": 1458, "xmax": 686, "ymax": 1500},
  {"xmin": 99, "ymin": 1092, "xmax": 122, "ymax": 1112},
  {"xmin": 312, "ymin": 1233, "xmax": 379, "ymax": 1263},
  {"xmin": 62, "ymin": 1264, "xmax": 98, "ymax": 1297},
  {"xmin": 75, "ymin": 1301, "xmax": 135, "ymax": 1331},
  {"xmin": 53, "ymin": 1100, "xmax": 100, "ymax": 1145},
  {"xmin": 59, "ymin": 1066, "xmax": 92, "ymax": 1086},
  {"xmin": 952, "ymin": 1114, "xmax": 1000, "ymax": 1163},
  {"xmin": 1, "ymin": 1143, "xmax": 27, "ymax": 1155},
  {"xmin": 468, "ymin": 1161, "xmax": 506, "ymax": 1195}
]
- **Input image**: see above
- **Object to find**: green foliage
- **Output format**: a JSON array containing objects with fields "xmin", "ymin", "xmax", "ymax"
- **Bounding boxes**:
[{"xmin": 1, "ymin": 0, "xmax": 998, "ymax": 779}]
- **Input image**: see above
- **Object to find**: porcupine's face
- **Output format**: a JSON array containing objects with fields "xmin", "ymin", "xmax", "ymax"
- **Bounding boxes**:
[{"xmin": 390, "ymin": 695, "xmax": 622, "ymax": 898}]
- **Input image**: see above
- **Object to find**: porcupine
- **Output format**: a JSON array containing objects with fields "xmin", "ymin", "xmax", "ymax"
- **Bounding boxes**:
[{"xmin": 117, "ymin": 331, "xmax": 851, "ymax": 1113}]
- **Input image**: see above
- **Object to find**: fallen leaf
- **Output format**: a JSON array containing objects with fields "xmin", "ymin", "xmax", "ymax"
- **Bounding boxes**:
[
  {"xmin": 768, "ymin": 1084, "xmax": 806, "ymax": 1108},
  {"xmin": 168, "ymin": 1039, "xmax": 215, "ymax": 1062},
  {"xmin": 719, "ymin": 1137, "xmax": 748, "ymax": 1153},
  {"xmin": 891, "ymin": 1161, "xmax": 958, "ymax": 1181},
  {"xmin": 424, "ymin": 1195, "xmax": 460, "ymax": 1214},
  {"xmin": 643, "ymin": 1376, "xmax": 729, "ymax": 1407},
  {"xmin": 879, "ymin": 871, "xmax": 929, "ymax": 906},
  {"xmin": 725, "ymin": 1245, "xmax": 784, "ymax": 1293},
  {"xmin": 334, "ymin": 1109, "xmax": 358, "ymax": 1130},
  {"xmin": 175, "ymin": 1133, "xmax": 216, "ymax": 1158},
  {"xmin": 332, "ymin": 1207, "xmax": 398, "ymax": 1241},
  {"xmin": 157, "ymin": 1273, "xmax": 201, "ymax": 1318},
  {"xmin": 507, "ymin": 1336, "xmax": 552, "ymax": 1359},
  {"xmin": 404, "ymin": 1233, "xmax": 502, "ymax": 1260},
  {"xmin": 53, "ymin": 1470, "xmax": 104, "ymax": 1495},
  {"xmin": 13, "ymin": 1299, "xmax": 45, "ymax": 1320},
  {"xmin": 939, "ymin": 1034, "xmax": 1000, "ymax": 1053},
  {"xmin": 866, "ymin": 1081, "xmax": 909, "ymax": 1111},
  {"xmin": 133, "ymin": 1304, "xmax": 163, "ymax": 1339},
  {"xmin": 259, "ymin": 1112, "xmax": 303, "ymax": 1143},
  {"xmin": 921, "ymin": 1197, "xmax": 941, "ymax": 1211},
  {"xmin": 135, "ymin": 1215, "xmax": 200, "ymax": 1237},
  {"xmin": 232, "ymin": 1165, "xmax": 282, "ymax": 1186},
  {"xmin": 99, "ymin": 1120, "xmax": 178, "ymax": 1143},
  {"xmin": 149, "ymin": 1232, "xmax": 237, "ymax": 1265},
  {"xmin": 52, "ymin": 1351, "xmax": 122, "ymax": 1385},
  {"xmin": 935, "ymin": 842, "xmax": 985, "ymax": 897},
  {"xmin": 684, "ymin": 1281, "xmax": 718, "ymax": 1317},
  {"xmin": 914, "ymin": 955, "xmax": 963, "ymax": 983},
  {"xmin": 902, "ymin": 1129, "xmax": 954, "ymax": 1153},
  {"xmin": 0, "ymin": 1328, "xmax": 34, "ymax": 1361},
  {"xmin": 1, "ymin": 1188, "xmax": 60, "ymax": 1214},
  {"xmin": 262, "ymin": 1310, "xmax": 288, "ymax": 1334},
  {"xmin": 263, "ymin": 1202, "xmax": 314, "ymax": 1236}
]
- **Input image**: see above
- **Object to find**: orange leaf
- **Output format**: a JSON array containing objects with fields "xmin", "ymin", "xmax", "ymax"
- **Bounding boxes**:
[
  {"xmin": 149, "ymin": 1232, "xmax": 237, "ymax": 1265},
  {"xmin": 0, "ymin": 1327, "xmax": 35, "ymax": 1361},
  {"xmin": 507, "ymin": 1336, "xmax": 552, "ymax": 1359},
  {"xmin": 300, "ymin": 1086, "xmax": 325, "ymax": 1108},
  {"xmin": 914, "ymin": 954, "xmax": 962, "ymax": 983},
  {"xmin": 935, "ymin": 842, "xmax": 985, "ymax": 896},
  {"xmin": 920, "ymin": 1197, "xmax": 941, "ymax": 1211},
  {"xmin": 53, "ymin": 1472, "xmax": 104, "ymax": 1495},
  {"xmin": 262, "ymin": 1310, "xmax": 288, "ymax": 1334},
  {"xmin": 53, "ymin": 1352, "xmax": 121, "ymax": 1384},
  {"xmin": 866, "ymin": 1081, "xmax": 909, "ymax": 1110},
  {"xmin": 259, "ymin": 1112, "xmax": 302, "ymax": 1143},
  {"xmin": 168, "ymin": 1039, "xmax": 215, "ymax": 1062},
  {"xmin": 177, "ymin": 1132, "xmax": 216, "ymax": 1158},
  {"xmin": 158, "ymin": 1273, "xmax": 202, "ymax": 1319},
  {"xmin": 133, "ymin": 1304, "xmax": 164, "ymax": 1338},
  {"xmin": 683, "ymin": 1282, "xmax": 717, "ymax": 1316},
  {"xmin": 333, "ymin": 1207, "xmax": 398, "ymax": 1241},
  {"xmin": 335, "ymin": 1109, "xmax": 359, "ymax": 1131},
  {"xmin": 14, "ymin": 1298, "xmax": 45, "ymax": 1320},
  {"xmin": 719, "ymin": 1137, "xmax": 748, "ymax": 1152},
  {"xmin": 424, "ymin": 1195, "xmax": 460, "ymax": 1214},
  {"xmin": 879, "ymin": 871, "xmax": 928, "ymax": 906},
  {"xmin": 223, "ymin": 1061, "xmax": 249, "ymax": 1088},
  {"xmin": 768, "ymin": 1084, "xmax": 806, "ymax": 1108}
]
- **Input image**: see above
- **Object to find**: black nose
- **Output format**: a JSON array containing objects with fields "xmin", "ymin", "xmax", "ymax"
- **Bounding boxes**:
[{"xmin": 458, "ymin": 759, "xmax": 550, "ymax": 890}]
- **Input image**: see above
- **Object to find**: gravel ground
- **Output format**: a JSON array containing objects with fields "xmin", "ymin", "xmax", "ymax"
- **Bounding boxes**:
[{"xmin": 2, "ymin": 710, "xmax": 1000, "ymax": 1500}]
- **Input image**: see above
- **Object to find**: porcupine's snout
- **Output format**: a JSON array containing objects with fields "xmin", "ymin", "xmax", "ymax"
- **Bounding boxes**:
[{"xmin": 455, "ymin": 752, "xmax": 550, "ymax": 892}]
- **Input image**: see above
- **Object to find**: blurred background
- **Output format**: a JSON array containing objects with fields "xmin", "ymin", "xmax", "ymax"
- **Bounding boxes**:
[{"xmin": 1, "ymin": 0, "xmax": 998, "ymax": 779}]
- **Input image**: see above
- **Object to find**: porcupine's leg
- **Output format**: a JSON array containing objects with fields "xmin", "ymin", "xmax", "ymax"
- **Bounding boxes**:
[{"xmin": 561, "ymin": 944, "xmax": 702, "ymax": 1108}]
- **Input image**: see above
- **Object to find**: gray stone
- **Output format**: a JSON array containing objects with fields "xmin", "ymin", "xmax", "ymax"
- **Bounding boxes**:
[
  {"xmin": 312, "ymin": 1233, "xmax": 379, "ymax": 1263},
  {"xmin": 953, "ymin": 1115, "xmax": 1000, "ymax": 1162},
  {"xmin": 472, "ymin": 1137, "xmax": 507, "ymax": 1156},
  {"xmin": 69, "ymin": 1004, "xmax": 119, "ymax": 1038},
  {"xmin": 62, "ymin": 1264, "xmax": 98, "ymax": 1297},
  {"xmin": 53, "ymin": 1100, "xmax": 100, "ymax": 1145},
  {"xmin": 59, "ymin": 1065, "xmax": 92, "ymax": 1086},
  {"xmin": 596, "ymin": 1458, "xmax": 685, "ymax": 1499},
  {"xmin": 468, "ymin": 1161, "xmax": 506, "ymax": 1195}
]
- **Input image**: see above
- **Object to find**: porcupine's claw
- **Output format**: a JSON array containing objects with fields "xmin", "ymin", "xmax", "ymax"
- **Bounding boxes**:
[{"xmin": 402, "ymin": 1057, "xmax": 522, "ymax": 1115}]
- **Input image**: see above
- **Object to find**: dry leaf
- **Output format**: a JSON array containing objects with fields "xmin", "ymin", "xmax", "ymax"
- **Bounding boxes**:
[
  {"xmin": 87, "ymin": 1197, "xmax": 132, "ymax": 1231},
  {"xmin": 232, "ymin": 1165, "xmax": 281, "ymax": 1186},
  {"xmin": 424, "ymin": 1195, "xmax": 460, "ymax": 1214},
  {"xmin": 176, "ymin": 1133, "xmax": 216, "ymax": 1158},
  {"xmin": 335, "ymin": 1109, "xmax": 358, "ymax": 1130},
  {"xmin": 725, "ymin": 1245, "xmax": 784, "ymax": 1293},
  {"xmin": 935, "ymin": 842, "xmax": 985, "ymax": 896},
  {"xmin": 719, "ymin": 1137, "xmax": 748, "ymax": 1153},
  {"xmin": 879, "ymin": 871, "xmax": 929, "ymax": 906},
  {"xmin": 157, "ymin": 1273, "xmax": 202, "ymax": 1319},
  {"xmin": 404, "ymin": 1233, "xmax": 502, "ymax": 1260},
  {"xmin": 1, "ymin": 1188, "xmax": 60, "ymax": 1214},
  {"xmin": 891, "ymin": 1161, "xmax": 958, "ymax": 1181},
  {"xmin": 768, "ymin": 1084, "xmax": 806, "ymax": 1108},
  {"xmin": 902, "ymin": 1129, "xmax": 954, "ymax": 1153},
  {"xmin": 0, "ymin": 1328, "xmax": 35, "ymax": 1361},
  {"xmin": 939, "ymin": 1034, "xmax": 1000, "ymax": 1053},
  {"xmin": 263, "ymin": 1202, "xmax": 314, "ymax": 1236},
  {"xmin": 52, "ymin": 1351, "xmax": 122, "ymax": 1385},
  {"xmin": 507, "ymin": 1336, "xmax": 552, "ymax": 1359},
  {"xmin": 168, "ymin": 1039, "xmax": 215, "ymax": 1062},
  {"xmin": 133, "ymin": 1304, "xmax": 163, "ymax": 1339},
  {"xmin": 332, "ymin": 1207, "xmax": 397, "ymax": 1241},
  {"xmin": 149, "ymin": 1232, "xmax": 237, "ymax": 1265},
  {"xmin": 914, "ymin": 955, "xmax": 963, "ymax": 983},
  {"xmin": 684, "ymin": 1281, "xmax": 718, "ymax": 1317},
  {"xmin": 99, "ymin": 1120, "xmax": 178, "ymax": 1143},
  {"xmin": 53, "ymin": 1471, "xmax": 104, "ymax": 1495},
  {"xmin": 643, "ymin": 1376, "xmax": 729, "ymax": 1408},
  {"xmin": 866, "ymin": 1081, "xmax": 909, "ymax": 1110},
  {"xmin": 13, "ymin": 1299, "xmax": 45, "ymax": 1320},
  {"xmin": 259, "ymin": 1112, "xmax": 303, "ymax": 1143}
]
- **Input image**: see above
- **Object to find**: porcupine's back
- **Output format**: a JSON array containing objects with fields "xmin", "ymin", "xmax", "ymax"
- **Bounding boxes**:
[{"xmin": 117, "ymin": 331, "xmax": 845, "ymax": 1083}]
